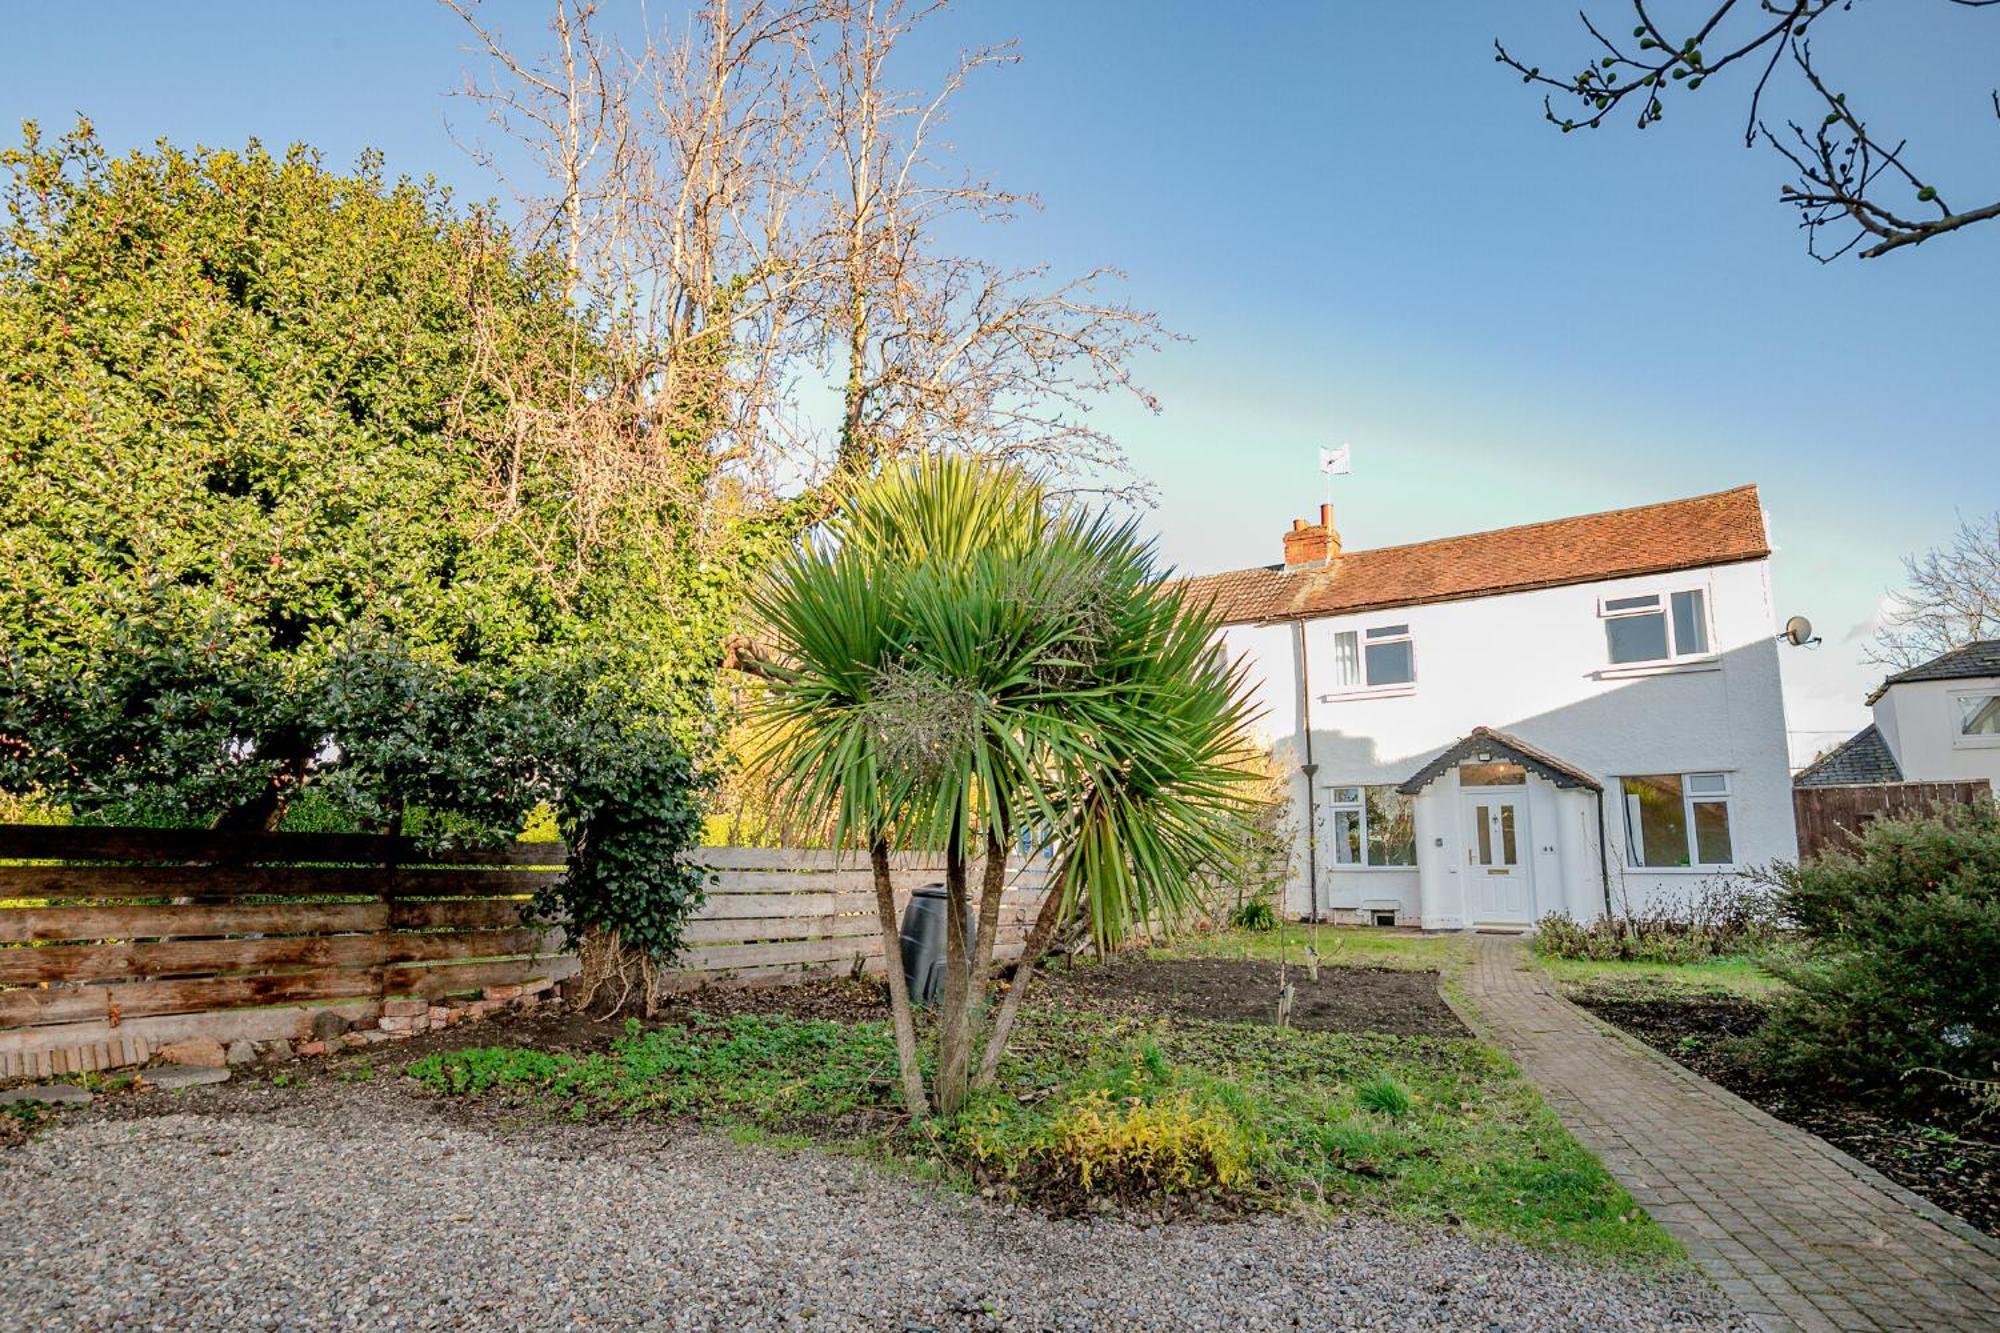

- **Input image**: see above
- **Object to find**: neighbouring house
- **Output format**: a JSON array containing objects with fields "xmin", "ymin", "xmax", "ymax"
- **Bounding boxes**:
[
  {"xmin": 1795, "ymin": 641, "xmax": 2000, "ymax": 788},
  {"xmin": 1186, "ymin": 484, "xmax": 1798, "ymax": 929}
]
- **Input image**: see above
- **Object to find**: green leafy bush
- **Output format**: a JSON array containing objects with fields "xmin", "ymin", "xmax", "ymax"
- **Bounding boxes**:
[
  {"xmin": 1532, "ymin": 878, "xmax": 1778, "ymax": 963},
  {"xmin": 1228, "ymin": 899, "xmax": 1278, "ymax": 932},
  {"xmin": 1757, "ymin": 802, "xmax": 2000, "ymax": 1111}
]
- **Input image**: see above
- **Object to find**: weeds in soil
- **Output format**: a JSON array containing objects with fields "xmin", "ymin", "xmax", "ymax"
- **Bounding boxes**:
[
  {"xmin": 1356, "ymin": 1075, "xmax": 1413, "ymax": 1118},
  {"xmin": 408, "ymin": 1007, "xmax": 1673, "ymax": 1261}
]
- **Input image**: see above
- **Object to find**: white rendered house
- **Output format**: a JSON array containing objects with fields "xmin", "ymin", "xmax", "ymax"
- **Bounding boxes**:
[
  {"xmin": 1795, "ymin": 641, "xmax": 2000, "ymax": 788},
  {"xmin": 1186, "ymin": 485, "xmax": 1798, "ymax": 929}
]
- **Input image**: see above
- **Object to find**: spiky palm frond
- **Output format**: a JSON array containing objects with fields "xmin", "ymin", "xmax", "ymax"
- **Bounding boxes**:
[{"xmin": 750, "ymin": 455, "xmax": 1264, "ymax": 943}]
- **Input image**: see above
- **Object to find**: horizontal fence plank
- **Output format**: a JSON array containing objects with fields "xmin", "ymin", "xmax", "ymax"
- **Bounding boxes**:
[
  {"xmin": 0, "ymin": 934, "xmax": 385, "ymax": 985},
  {"xmin": 0, "ymin": 902, "xmax": 390, "ymax": 944},
  {"xmin": 388, "ymin": 899, "xmax": 536, "ymax": 932},
  {"xmin": 0, "ymin": 865, "xmax": 559, "ymax": 902},
  {"xmin": 384, "ymin": 956, "xmax": 574, "ymax": 999},
  {"xmin": 0, "ymin": 972, "xmax": 386, "ymax": 1029},
  {"xmin": 698, "ymin": 891, "xmax": 879, "ymax": 920},
  {"xmin": 0, "ymin": 928, "xmax": 558, "ymax": 986},
  {"xmin": 0, "ymin": 825, "xmax": 566, "ymax": 867}
]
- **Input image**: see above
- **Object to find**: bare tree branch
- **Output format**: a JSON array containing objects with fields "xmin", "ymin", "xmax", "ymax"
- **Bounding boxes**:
[{"xmin": 1497, "ymin": 1, "xmax": 2000, "ymax": 260}]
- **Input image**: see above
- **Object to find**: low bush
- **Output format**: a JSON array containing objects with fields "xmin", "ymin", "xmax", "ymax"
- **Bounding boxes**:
[
  {"xmin": 1756, "ymin": 801, "xmax": 2000, "ymax": 1113},
  {"xmin": 940, "ymin": 1041, "xmax": 1257, "ymax": 1204},
  {"xmin": 1532, "ymin": 878, "xmax": 1779, "ymax": 963},
  {"xmin": 1228, "ymin": 899, "xmax": 1278, "ymax": 932}
]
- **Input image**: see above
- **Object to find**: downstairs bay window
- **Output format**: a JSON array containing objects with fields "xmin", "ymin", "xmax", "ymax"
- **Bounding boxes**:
[
  {"xmin": 1621, "ymin": 772, "xmax": 1735, "ymax": 869},
  {"xmin": 1326, "ymin": 784, "xmax": 1417, "ymax": 867}
]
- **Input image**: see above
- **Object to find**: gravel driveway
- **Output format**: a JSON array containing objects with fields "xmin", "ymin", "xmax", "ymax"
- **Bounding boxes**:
[{"xmin": 0, "ymin": 1082, "xmax": 1743, "ymax": 1331}]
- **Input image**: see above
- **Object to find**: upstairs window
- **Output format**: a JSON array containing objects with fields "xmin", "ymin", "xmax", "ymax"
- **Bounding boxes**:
[
  {"xmin": 1621, "ymin": 772, "xmax": 1734, "ymax": 868},
  {"xmin": 1602, "ymin": 589, "xmax": 1709, "ymax": 665},
  {"xmin": 1326, "ymin": 785, "xmax": 1417, "ymax": 866},
  {"xmin": 1957, "ymin": 692, "xmax": 2000, "ymax": 744},
  {"xmin": 1331, "ymin": 624, "xmax": 1416, "ymax": 689}
]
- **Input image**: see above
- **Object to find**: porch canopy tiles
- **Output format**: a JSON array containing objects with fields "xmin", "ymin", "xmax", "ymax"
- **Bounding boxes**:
[{"xmin": 1397, "ymin": 726, "xmax": 1601, "ymax": 796}]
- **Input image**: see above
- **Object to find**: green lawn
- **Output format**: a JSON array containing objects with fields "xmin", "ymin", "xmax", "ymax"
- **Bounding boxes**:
[
  {"xmin": 1149, "ymin": 924, "xmax": 1460, "ymax": 972},
  {"xmin": 1535, "ymin": 953, "xmax": 1786, "ymax": 1000},
  {"xmin": 410, "ymin": 997, "xmax": 1678, "ymax": 1265}
]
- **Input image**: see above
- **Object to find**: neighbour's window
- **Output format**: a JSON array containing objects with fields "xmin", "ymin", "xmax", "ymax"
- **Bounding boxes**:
[
  {"xmin": 1326, "ymin": 784, "xmax": 1417, "ymax": 866},
  {"xmin": 1620, "ymin": 772, "xmax": 1734, "ymax": 868},
  {"xmin": 1601, "ymin": 589, "xmax": 1710, "ymax": 665},
  {"xmin": 1957, "ymin": 692, "xmax": 2000, "ymax": 740},
  {"xmin": 1330, "ymin": 624, "xmax": 1416, "ymax": 690}
]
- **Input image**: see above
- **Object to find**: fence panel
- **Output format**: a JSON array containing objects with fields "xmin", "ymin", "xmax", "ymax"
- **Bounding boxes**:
[
  {"xmin": 0, "ymin": 825, "xmax": 1048, "ymax": 1076},
  {"xmin": 1792, "ymin": 780, "xmax": 1992, "ymax": 861}
]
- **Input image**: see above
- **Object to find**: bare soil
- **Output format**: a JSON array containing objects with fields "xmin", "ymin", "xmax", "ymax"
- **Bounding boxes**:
[
  {"xmin": 1571, "ymin": 985, "xmax": 2000, "ymax": 1238},
  {"xmin": 1033, "ymin": 956, "xmax": 1467, "ymax": 1037}
]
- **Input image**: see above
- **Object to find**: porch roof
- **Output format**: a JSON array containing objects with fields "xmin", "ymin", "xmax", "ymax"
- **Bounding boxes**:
[{"xmin": 1397, "ymin": 726, "xmax": 1602, "ymax": 796}]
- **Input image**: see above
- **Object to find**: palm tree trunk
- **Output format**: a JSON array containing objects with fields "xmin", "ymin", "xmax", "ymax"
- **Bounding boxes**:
[
  {"xmin": 870, "ymin": 837, "xmax": 928, "ymax": 1116},
  {"xmin": 969, "ymin": 825, "xmax": 1010, "ymax": 997},
  {"xmin": 934, "ymin": 820, "xmax": 975, "ymax": 1114},
  {"xmin": 974, "ymin": 868, "xmax": 1068, "ymax": 1089}
]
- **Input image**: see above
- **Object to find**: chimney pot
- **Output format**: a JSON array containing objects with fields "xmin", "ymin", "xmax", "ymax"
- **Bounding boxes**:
[{"xmin": 1283, "ymin": 500, "xmax": 1343, "ymax": 569}]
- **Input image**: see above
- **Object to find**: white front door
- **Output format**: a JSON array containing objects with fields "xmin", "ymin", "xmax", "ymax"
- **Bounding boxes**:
[{"xmin": 1464, "ymin": 793, "xmax": 1533, "ymax": 923}]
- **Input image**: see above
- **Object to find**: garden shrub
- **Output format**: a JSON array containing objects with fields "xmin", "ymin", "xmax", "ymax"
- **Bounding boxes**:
[
  {"xmin": 1046, "ymin": 1088, "xmax": 1253, "ymax": 1194},
  {"xmin": 1532, "ymin": 877, "xmax": 1778, "ymax": 963},
  {"xmin": 1756, "ymin": 802, "xmax": 2000, "ymax": 1111},
  {"xmin": 1228, "ymin": 899, "xmax": 1278, "ymax": 932}
]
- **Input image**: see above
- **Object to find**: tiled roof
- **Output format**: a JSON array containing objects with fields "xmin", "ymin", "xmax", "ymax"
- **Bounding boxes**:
[
  {"xmin": 1181, "ymin": 485, "xmax": 1769, "ymax": 625},
  {"xmin": 1793, "ymin": 724, "xmax": 1904, "ymax": 787},
  {"xmin": 1399, "ymin": 726, "xmax": 1602, "ymax": 795},
  {"xmin": 1864, "ymin": 640, "xmax": 2000, "ymax": 704}
]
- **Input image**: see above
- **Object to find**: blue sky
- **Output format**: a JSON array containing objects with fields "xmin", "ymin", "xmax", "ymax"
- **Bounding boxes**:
[{"xmin": 4, "ymin": 1, "xmax": 1996, "ymax": 759}]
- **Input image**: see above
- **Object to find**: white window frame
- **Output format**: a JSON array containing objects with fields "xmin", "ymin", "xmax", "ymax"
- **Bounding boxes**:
[
  {"xmin": 1324, "ymin": 624, "xmax": 1416, "ymax": 697},
  {"xmin": 1620, "ymin": 770, "xmax": 1737, "ymax": 871},
  {"xmin": 1598, "ymin": 588, "xmax": 1713, "ymax": 667},
  {"xmin": 1953, "ymin": 689, "xmax": 2000, "ymax": 749},
  {"xmin": 1324, "ymin": 783, "xmax": 1418, "ymax": 869}
]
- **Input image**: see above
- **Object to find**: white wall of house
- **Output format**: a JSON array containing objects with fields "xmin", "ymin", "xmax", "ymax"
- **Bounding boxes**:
[
  {"xmin": 1873, "ymin": 676, "xmax": 2000, "ymax": 785},
  {"xmin": 1220, "ymin": 556, "xmax": 1798, "ymax": 926}
]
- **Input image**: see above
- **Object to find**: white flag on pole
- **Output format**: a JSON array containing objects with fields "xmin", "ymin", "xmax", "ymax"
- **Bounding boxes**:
[{"xmin": 1319, "ymin": 444, "xmax": 1351, "ymax": 475}]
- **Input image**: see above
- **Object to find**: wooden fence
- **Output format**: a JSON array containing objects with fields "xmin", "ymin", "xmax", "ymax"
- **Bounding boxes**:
[
  {"xmin": 1792, "ymin": 780, "xmax": 1992, "ymax": 861},
  {"xmin": 0, "ymin": 824, "xmax": 1046, "ymax": 1076}
]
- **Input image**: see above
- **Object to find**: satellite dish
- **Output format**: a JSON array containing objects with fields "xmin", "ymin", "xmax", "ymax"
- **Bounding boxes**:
[{"xmin": 1781, "ymin": 615, "xmax": 1818, "ymax": 648}]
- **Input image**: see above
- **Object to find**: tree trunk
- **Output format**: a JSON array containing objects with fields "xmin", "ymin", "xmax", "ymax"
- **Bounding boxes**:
[
  {"xmin": 933, "ymin": 819, "xmax": 975, "ymax": 1114},
  {"xmin": 973, "ymin": 868, "xmax": 1069, "ymax": 1090},
  {"xmin": 968, "ymin": 826, "xmax": 1010, "ymax": 997},
  {"xmin": 870, "ymin": 837, "xmax": 928, "ymax": 1117}
]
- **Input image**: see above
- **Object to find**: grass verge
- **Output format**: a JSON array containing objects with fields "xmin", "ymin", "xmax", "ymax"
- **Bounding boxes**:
[
  {"xmin": 1149, "ymin": 925, "xmax": 1459, "ymax": 972},
  {"xmin": 1536, "ymin": 953, "xmax": 1786, "ymax": 1000},
  {"xmin": 408, "ymin": 1003, "xmax": 1677, "ymax": 1265}
]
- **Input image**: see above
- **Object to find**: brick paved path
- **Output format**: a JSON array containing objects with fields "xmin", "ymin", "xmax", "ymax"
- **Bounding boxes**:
[{"xmin": 1453, "ymin": 933, "xmax": 2000, "ymax": 1332}]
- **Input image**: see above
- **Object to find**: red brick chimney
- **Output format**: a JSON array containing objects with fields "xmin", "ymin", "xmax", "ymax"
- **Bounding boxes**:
[{"xmin": 1283, "ymin": 502, "xmax": 1341, "ymax": 569}]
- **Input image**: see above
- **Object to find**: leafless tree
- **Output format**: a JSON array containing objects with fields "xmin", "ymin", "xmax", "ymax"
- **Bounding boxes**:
[
  {"xmin": 1497, "ymin": 2, "xmax": 2000, "ymax": 260},
  {"xmin": 1871, "ymin": 511, "xmax": 2000, "ymax": 668},
  {"xmin": 440, "ymin": 0, "xmax": 1167, "ymax": 518}
]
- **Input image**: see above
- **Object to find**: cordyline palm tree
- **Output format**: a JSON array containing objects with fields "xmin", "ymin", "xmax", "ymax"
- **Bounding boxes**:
[{"xmin": 747, "ymin": 457, "xmax": 1261, "ymax": 1116}]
